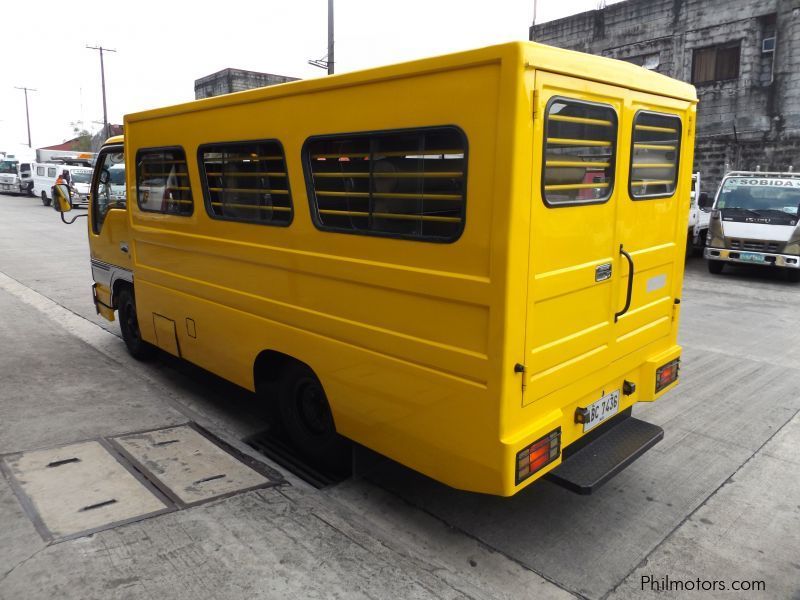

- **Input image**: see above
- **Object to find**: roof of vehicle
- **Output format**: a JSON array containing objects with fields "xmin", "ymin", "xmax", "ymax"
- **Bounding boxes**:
[
  {"xmin": 724, "ymin": 170, "xmax": 800, "ymax": 178},
  {"xmin": 125, "ymin": 41, "xmax": 696, "ymax": 126},
  {"xmin": 102, "ymin": 135, "xmax": 124, "ymax": 146}
]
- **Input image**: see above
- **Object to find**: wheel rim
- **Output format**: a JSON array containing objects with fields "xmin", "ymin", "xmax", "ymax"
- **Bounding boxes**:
[{"xmin": 295, "ymin": 379, "xmax": 331, "ymax": 436}]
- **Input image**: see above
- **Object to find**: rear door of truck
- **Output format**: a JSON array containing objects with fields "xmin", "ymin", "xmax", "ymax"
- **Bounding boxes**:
[{"xmin": 525, "ymin": 72, "xmax": 691, "ymax": 408}]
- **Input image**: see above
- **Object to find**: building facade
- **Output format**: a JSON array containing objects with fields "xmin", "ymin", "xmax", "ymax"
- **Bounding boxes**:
[
  {"xmin": 194, "ymin": 68, "xmax": 299, "ymax": 100},
  {"xmin": 531, "ymin": 0, "xmax": 800, "ymax": 191}
]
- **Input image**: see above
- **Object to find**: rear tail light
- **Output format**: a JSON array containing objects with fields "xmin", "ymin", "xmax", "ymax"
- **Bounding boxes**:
[
  {"xmin": 656, "ymin": 359, "xmax": 680, "ymax": 392},
  {"xmin": 516, "ymin": 428, "xmax": 560, "ymax": 485}
]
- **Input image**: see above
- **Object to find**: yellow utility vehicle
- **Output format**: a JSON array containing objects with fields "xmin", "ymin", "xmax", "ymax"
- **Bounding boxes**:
[{"xmin": 57, "ymin": 42, "xmax": 696, "ymax": 496}]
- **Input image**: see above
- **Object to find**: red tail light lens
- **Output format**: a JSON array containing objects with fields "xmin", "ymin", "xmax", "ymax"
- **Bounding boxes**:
[
  {"xmin": 656, "ymin": 359, "xmax": 680, "ymax": 392},
  {"xmin": 516, "ymin": 428, "xmax": 561, "ymax": 485}
]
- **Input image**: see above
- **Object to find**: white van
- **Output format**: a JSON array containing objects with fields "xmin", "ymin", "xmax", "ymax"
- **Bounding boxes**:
[
  {"xmin": 705, "ymin": 170, "xmax": 800, "ymax": 281},
  {"xmin": 33, "ymin": 163, "xmax": 94, "ymax": 207}
]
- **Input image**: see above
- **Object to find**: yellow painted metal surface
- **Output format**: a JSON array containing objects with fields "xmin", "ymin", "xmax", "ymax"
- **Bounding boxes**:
[{"xmin": 87, "ymin": 42, "xmax": 696, "ymax": 495}]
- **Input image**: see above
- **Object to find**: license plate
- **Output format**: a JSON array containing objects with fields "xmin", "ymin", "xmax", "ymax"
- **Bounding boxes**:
[
  {"xmin": 583, "ymin": 390, "xmax": 620, "ymax": 432},
  {"xmin": 0, "ymin": 184, "xmax": 11, "ymax": 191},
  {"xmin": 739, "ymin": 252, "xmax": 765, "ymax": 263}
]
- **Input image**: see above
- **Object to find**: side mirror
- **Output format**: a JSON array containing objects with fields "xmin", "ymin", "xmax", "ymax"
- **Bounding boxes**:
[
  {"xmin": 53, "ymin": 183, "xmax": 73, "ymax": 213},
  {"xmin": 698, "ymin": 192, "xmax": 713, "ymax": 210}
]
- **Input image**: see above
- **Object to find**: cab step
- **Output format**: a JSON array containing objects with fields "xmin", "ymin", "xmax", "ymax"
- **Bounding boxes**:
[{"xmin": 545, "ymin": 413, "xmax": 663, "ymax": 495}]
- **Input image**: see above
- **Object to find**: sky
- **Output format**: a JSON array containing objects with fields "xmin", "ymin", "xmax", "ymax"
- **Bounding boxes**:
[{"xmin": 0, "ymin": 0, "xmax": 622, "ymax": 151}]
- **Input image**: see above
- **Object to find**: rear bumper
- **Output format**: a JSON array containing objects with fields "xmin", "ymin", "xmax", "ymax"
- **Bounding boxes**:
[
  {"xmin": 500, "ymin": 345, "xmax": 680, "ymax": 496},
  {"xmin": 705, "ymin": 247, "xmax": 800, "ymax": 269}
]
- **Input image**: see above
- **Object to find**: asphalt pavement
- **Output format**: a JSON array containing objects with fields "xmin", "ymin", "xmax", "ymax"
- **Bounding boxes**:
[{"xmin": 0, "ymin": 192, "xmax": 797, "ymax": 600}]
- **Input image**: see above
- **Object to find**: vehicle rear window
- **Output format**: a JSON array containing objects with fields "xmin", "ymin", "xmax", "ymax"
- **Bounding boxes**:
[
  {"xmin": 199, "ymin": 140, "xmax": 292, "ymax": 226},
  {"xmin": 304, "ymin": 127, "xmax": 467, "ymax": 243},
  {"xmin": 630, "ymin": 112, "xmax": 681, "ymax": 199},
  {"xmin": 543, "ymin": 98, "xmax": 617, "ymax": 206},
  {"xmin": 136, "ymin": 147, "xmax": 193, "ymax": 215}
]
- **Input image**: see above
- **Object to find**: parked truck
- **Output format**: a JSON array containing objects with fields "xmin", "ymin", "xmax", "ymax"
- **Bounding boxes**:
[
  {"xmin": 0, "ymin": 147, "xmax": 35, "ymax": 195},
  {"xmin": 705, "ymin": 170, "xmax": 800, "ymax": 281}
]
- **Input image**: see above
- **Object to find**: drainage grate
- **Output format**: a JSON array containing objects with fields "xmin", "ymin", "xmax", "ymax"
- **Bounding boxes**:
[
  {"xmin": 109, "ymin": 424, "xmax": 277, "ymax": 507},
  {"xmin": 245, "ymin": 429, "xmax": 350, "ymax": 489},
  {"xmin": 0, "ymin": 440, "xmax": 172, "ymax": 541}
]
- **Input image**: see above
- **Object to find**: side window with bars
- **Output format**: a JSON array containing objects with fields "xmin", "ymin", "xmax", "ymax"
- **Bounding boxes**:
[
  {"xmin": 199, "ymin": 140, "xmax": 292, "ymax": 226},
  {"xmin": 630, "ymin": 112, "xmax": 681, "ymax": 199},
  {"xmin": 304, "ymin": 127, "xmax": 467, "ymax": 242},
  {"xmin": 136, "ymin": 147, "xmax": 193, "ymax": 215},
  {"xmin": 543, "ymin": 98, "xmax": 617, "ymax": 206}
]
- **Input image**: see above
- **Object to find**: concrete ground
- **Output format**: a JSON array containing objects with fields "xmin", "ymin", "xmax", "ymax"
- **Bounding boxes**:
[{"xmin": 0, "ymin": 192, "xmax": 798, "ymax": 600}]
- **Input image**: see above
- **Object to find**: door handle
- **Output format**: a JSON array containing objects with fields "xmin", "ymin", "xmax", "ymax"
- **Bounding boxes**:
[
  {"xmin": 120, "ymin": 242, "xmax": 129, "ymax": 253},
  {"xmin": 615, "ymin": 244, "xmax": 634, "ymax": 323}
]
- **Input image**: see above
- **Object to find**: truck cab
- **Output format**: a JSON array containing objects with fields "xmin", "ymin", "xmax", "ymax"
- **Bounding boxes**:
[
  {"xmin": 0, "ymin": 152, "xmax": 34, "ymax": 195},
  {"xmin": 705, "ymin": 170, "xmax": 800, "ymax": 281},
  {"xmin": 687, "ymin": 172, "xmax": 712, "ymax": 255},
  {"xmin": 85, "ymin": 136, "xmax": 132, "ymax": 319}
]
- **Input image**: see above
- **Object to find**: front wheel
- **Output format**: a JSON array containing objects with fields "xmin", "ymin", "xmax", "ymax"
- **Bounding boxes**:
[
  {"xmin": 41, "ymin": 191, "xmax": 51, "ymax": 207},
  {"xmin": 707, "ymin": 260, "xmax": 725, "ymax": 275},
  {"xmin": 785, "ymin": 268, "xmax": 800, "ymax": 283},
  {"xmin": 277, "ymin": 362, "xmax": 350, "ymax": 471},
  {"xmin": 117, "ymin": 286, "xmax": 156, "ymax": 360}
]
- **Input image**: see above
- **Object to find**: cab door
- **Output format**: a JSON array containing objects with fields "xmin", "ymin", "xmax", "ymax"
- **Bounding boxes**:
[
  {"xmin": 88, "ymin": 145, "xmax": 132, "ymax": 302},
  {"xmin": 610, "ymin": 95, "xmax": 692, "ymax": 362},
  {"xmin": 524, "ymin": 72, "xmax": 625, "ymax": 403}
]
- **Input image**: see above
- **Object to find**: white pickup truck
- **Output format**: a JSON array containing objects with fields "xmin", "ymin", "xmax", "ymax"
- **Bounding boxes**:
[{"xmin": 705, "ymin": 170, "xmax": 800, "ymax": 281}]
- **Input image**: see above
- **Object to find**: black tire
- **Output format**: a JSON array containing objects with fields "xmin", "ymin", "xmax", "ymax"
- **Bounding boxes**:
[
  {"xmin": 277, "ymin": 362, "xmax": 350, "ymax": 470},
  {"xmin": 117, "ymin": 286, "xmax": 157, "ymax": 360},
  {"xmin": 41, "ymin": 191, "xmax": 51, "ymax": 207},
  {"xmin": 707, "ymin": 260, "xmax": 724, "ymax": 275},
  {"xmin": 785, "ymin": 268, "xmax": 800, "ymax": 283}
]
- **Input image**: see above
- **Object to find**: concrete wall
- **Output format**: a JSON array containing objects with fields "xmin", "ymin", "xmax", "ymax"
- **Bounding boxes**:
[
  {"xmin": 194, "ymin": 69, "xmax": 300, "ymax": 100},
  {"xmin": 532, "ymin": 0, "xmax": 800, "ymax": 192}
]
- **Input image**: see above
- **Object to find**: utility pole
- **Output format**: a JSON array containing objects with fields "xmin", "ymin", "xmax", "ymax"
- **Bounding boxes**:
[
  {"xmin": 308, "ymin": 0, "xmax": 335, "ymax": 74},
  {"xmin": 530, "ymin": 0, "xmax": 538, "ymax": 41},
  {"xmin": 14, "ymin": 86, "xmax": 36, "ymax": 148},
  {"xmin": 86, "ymin": 45, "xmax": 116, "ymax": 141},
  {"xmin": 327, "ymin": 0, "xmax": 334, "ymax": 75}
]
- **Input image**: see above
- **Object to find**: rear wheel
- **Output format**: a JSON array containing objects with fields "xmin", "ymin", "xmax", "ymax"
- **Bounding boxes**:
[
  {"xmin": 707, "ymin": 260, "xmax": 724, "ymax": 275},
  {"xmin": 117, "ymin": 286, "xmax": 156, "ymax": 360},
  {"xmin": 277, "ymin": 362, "xmax": 350, "ymax": 470},
  {"xmin": 41, "ymin": 191, "xmax": 51, "ymax": 207}
]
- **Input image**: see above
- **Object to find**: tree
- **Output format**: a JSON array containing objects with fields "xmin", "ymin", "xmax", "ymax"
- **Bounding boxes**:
[{"xmin": 69, "ymin": 121, "xmax": 93, "ymax": 152}]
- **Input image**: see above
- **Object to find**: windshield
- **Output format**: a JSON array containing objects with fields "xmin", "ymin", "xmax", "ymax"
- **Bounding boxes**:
[
  {"xmin": 717, "ymin": 177, "xmax": 800, "ymax": 215},
  {"xmin": 70, "ymin": 170, "xmax": 92, "ymax": 184},
  {"xmin": 0, "ymin": 161, "xmax": 18, "ymax": 174}
]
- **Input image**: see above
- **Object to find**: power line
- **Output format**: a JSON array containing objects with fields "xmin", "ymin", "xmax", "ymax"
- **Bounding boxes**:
[
  {"xmin": 86, "ymin": 45, "xmax": 117, "ymax": 141},
  {"xmin": 13, "ymin": 86, "xmax": 37, "ymax": 148}
]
